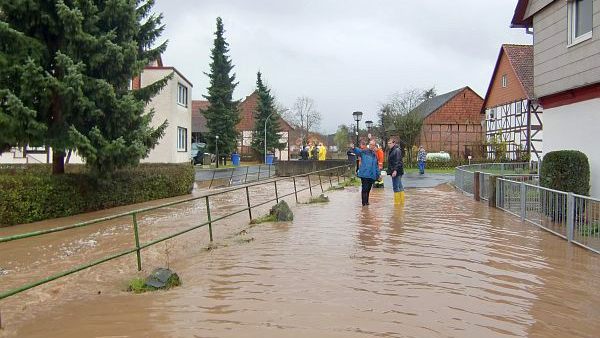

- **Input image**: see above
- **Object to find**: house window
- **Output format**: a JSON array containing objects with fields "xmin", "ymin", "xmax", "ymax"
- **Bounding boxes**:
[
  {"xmin": 501, "ymin": 74, "xmax": 507, "ymax": 88},
  {"xmin": 177, "ymin": 127, "xmax": 187, "ymax": 152},
  {"xmin": 177, "ymin": 83, "xmax": 188, "ymax": 107},
  {"xmin": 568, "ymin": 0, "xmax": 593, "ymax": 46}
]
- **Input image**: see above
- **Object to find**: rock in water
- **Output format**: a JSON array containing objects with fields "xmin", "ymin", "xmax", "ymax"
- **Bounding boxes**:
[
  {"xmin": 145, "ymin": 268, "xmax": 181, "ymax": 289},
  {"xmin": 270, "ymin": 201, "xmax": 294, "ymax": 221}
]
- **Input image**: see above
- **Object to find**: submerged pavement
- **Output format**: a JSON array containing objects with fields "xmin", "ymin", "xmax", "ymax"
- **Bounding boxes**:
[{"xmin": 3, "ymin": 176, "xmax": 600, "ymax": 338}]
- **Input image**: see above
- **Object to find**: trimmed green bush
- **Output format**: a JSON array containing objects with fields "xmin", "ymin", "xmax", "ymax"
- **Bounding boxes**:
[
  {"xmin": 0, "ymin": 163, "xmax": 195, "ymax": 226},
  {"xmin": 540, "ymin": 150, "xmax": 590, "ymax": 195}
]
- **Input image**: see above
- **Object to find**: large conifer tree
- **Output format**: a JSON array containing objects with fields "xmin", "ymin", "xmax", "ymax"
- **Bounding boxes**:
[
  {"xmin": 251, "ymin": 72, "xmax": 285, "ymax": 159},
  {"xmin": 0, "ymin": 0, "xmax": 168, "ymax": 175},
  {"xmin": 201, "ymin": 17, "xmax": 240, "ymax": 154}
]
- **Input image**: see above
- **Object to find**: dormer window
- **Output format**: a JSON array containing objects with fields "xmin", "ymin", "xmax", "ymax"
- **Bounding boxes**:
[
  {"xmin": 501, "ymin": 74, "xmax": 507, "ymax": 88},
  {"xmin": 568, "ymin": 0, "xmax": 593, "ymax": 46}
]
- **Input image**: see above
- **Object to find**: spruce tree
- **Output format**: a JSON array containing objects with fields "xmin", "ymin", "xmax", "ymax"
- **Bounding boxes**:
[
  {"xmin": 0, "ymin": 0, "xmax": 168, "ymax": 175},
  {"xmin": 251, "ymin": 72, "xmax": 285, "ymax": 160},
  {"xmin": 202, "ymin": 17, "xmax": 240, "ymax": 155}
]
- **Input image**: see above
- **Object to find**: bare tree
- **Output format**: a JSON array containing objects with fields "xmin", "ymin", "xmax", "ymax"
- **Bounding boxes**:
[{"xmin": 285, "ymin": 96, "xmax": 322, "ymax": 146}]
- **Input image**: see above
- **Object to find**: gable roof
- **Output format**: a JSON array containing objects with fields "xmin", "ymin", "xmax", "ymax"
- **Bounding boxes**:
[
  {"xmin": 411, "ymin": 87, "xmax": 467, "ymax": 119},
  {"xmin": 511, "ymin": 0, "xmax": 532, "ymax": 28},
  {"xmin": 191, "ymin": 92, "xmax": 293, "ymax": 134},
  {"xmin": 481, "ymin": 44, "xmax": 534, "ymax": 110}
]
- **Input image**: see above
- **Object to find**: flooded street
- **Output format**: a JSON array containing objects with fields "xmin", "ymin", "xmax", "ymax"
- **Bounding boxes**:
[{"xmin": 2, "ymin": 177, "xmax": 600, "ymax": 337}]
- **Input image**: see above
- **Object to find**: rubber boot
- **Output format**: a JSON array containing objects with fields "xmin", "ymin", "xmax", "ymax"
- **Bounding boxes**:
[
  {"xmin": 394, "ymin": 192, "xmax": 401, "ymax": 205},
  {"xmin": 399, "ymin": 191, "xmax": 405, "ymax": 204}
]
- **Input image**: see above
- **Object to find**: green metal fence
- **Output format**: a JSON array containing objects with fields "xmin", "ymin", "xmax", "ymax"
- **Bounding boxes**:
[{"xmin": 0, "ymin": 164, "xmax": 353, "ymax": 301}]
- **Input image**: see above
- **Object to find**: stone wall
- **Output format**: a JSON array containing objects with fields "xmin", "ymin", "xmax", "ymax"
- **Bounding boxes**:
[{"xmin": 276, "ymin": 160, "xmax": 352, "ymax": 176}]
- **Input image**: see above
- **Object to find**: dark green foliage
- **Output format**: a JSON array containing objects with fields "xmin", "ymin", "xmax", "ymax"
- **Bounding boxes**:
[
  {"xmin": 0, "ymin": 0, "xmax": 168, "ymax": 175},
  {"xmin": 540, "ymin": 150, "xmax": 590, "ymax": 195},
  {"xmin": 251, "ymin": 72, "xmax": 285, "ymax": 159},
  {"xmin": 0, "ymin": 164, "xmax": 194, "ymax": 226},
  {"xmin": 201, "ymin": 17, "xmax": 240, "ymax": 155}
]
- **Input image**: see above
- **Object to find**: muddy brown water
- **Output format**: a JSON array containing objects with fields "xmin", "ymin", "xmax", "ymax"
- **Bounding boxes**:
[{"xmin": 1, "ymin": 179, "xmax": 600, "ymax": 337}]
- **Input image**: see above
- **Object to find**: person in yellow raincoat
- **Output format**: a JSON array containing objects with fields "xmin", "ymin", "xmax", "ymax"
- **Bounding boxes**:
[
  {"xmin": 308, "ymin": 142, "xmax": 314, "ymax": 160},
  {"xmin": 318, "ymin": 143, "xmax": 327, "ymax": 160}
]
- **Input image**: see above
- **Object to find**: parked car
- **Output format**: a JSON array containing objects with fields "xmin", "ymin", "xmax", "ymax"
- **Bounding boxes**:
[{"xmin": 191, "ymin": 142, "xmax": 207, "ymax": 165}]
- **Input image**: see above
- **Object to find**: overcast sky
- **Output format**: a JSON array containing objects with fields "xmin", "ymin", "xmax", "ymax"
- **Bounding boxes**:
[{"xmin": 154, "ymin": 0, "xmax": 532, "ymax": 133}]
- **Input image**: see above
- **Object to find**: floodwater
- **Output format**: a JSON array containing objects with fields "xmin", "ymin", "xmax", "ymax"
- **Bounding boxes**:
[{"xmin": 1, "ymin": 177, "xmax": 600, "ymax": 338}]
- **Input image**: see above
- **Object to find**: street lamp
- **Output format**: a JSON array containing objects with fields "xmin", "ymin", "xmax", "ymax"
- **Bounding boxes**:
[
  {"xmin": 215, "ymin": 135, "xmax": 219, "ymax": 168},
  {"xmin": 365, "ymin": 120, "xmax": 373, "ymax": 139},
  {"xmin": 265, "ymin": 111, "xmax": 275, "ymax": 164},
  {"xmin": 352, "ymin": 111, "xmax": 362, "ymax": 172}
]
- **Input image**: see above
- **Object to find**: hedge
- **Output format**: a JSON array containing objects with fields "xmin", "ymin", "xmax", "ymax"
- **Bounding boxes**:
[
  {"xmin": 540, "ymin": 150, "xmax": 590, "ymax": 196},
  {"xmin": 0, "ymin": 163, "xmax": 195, "ymax": 226}
]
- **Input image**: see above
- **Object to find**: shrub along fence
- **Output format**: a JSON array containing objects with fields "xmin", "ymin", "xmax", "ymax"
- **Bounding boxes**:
[{"xmin": 0, "ymin": 163, "xmax": 195, "ymax": 226}]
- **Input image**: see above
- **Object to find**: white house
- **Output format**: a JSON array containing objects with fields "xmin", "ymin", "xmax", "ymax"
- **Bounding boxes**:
[
  {"xmin": 136, "ymin": 58, "xmax": 193, "ymax": 164},
  {"xmin": 512, "ymin": 0, "xmax": 600, "ymax": 197}
]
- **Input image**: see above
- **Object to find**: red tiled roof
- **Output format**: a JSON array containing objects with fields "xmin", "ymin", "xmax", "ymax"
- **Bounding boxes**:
[
  {"xmin": 504, "ymin": 44, "xmax": 534, "ymax": 99},
  {"xmin": 191, "ymin": 100, "xmax": 210, "ymax": 133},
  {"xmin": 191, "ymin": 92, "xmax": 293, "ymax": 134}
]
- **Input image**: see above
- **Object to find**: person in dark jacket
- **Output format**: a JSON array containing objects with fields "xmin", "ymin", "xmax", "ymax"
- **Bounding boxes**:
[
  {"xmin": 299, "ymin": 146, "xmax": 309, "ymax": 160},
  {"xmin": 387, "ymin": 138, "xmax": 405, "ymax": 205},
  {"xmin": 351, "ymin": 140, "xmax": 381, "ymax": 206}
]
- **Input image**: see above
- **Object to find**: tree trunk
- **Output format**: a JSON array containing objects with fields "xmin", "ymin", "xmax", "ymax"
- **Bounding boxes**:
[{"xmin": 52, "ymin": 150, "xmax": 65, "ymax": 175}]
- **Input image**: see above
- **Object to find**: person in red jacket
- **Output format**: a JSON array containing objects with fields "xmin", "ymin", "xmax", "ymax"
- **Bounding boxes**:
[{"xmin": 373, "ymin": 144, "xmax": 385, "ymax": 188}]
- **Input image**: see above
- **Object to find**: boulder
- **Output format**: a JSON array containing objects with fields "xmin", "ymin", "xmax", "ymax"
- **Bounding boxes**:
[
  {"xmin": 269, "ymin": 201, "xmax": 294, "ymax": 221},
  {"xmin": 145, "ymin": 268, "xmax": 181, "ymax": 289}
]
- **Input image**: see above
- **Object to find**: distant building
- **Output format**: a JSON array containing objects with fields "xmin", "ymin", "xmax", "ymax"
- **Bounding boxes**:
[
  {"xmin": 512, "ymin": 0, "xmax": 600, "ymax": 197},
  {"xmin": 135, "ymin": 57, "xmax": 193, "ymax": 163},
  {"xmin": 482, "ymin": 44, "xmax": 542, "ymax": 161},
  {"xmin": 412, "ymin": 86, "xmax": 484, "ymax": 159},
  {"xmin": 192, "ymin": 91, "xmax": 294, "ymax": 161}
]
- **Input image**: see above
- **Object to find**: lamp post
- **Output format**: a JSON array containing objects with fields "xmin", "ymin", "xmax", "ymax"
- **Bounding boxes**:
[
  {"xmin": 264, "ymin": 111, "xmax": 275, "ymax": 164},
  {"xmin": 352, "ymin": 111, "xmax": 363, "ymax": 172},
  {"xmin": 365, "ymin": 120, "xmax": 373, "ymax": 140},
  {"xmin": 215, "ymin": 135, "xmax": 219, "ymax": 168}
]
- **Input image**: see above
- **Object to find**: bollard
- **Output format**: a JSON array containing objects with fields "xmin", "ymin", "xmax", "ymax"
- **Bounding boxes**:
[
  {"xmin": 474, "ymin": 171, "xmax": 481, "ymax": 201},
  {"xmin": 132, "ymin": 213, "xmax": 142, "ymax": 271},
  {"xmin": 245, "ymin": 166, "xmax": 249, "ymax": 183},
  {"xmin": 274, "ymin": 181, "xmax": 279, "ymax": 204},
  {"xmin": 566, "ymin": 193, "xmax": 574, "ymax": 242},
  {"xmin": 257, "ymin": 165, "xmax": 261, "ymax": 182}
]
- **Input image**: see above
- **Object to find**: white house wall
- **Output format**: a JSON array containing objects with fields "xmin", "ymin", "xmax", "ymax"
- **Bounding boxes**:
[
  {"xmin": 543, "ymin": 98, "xmax": 600, "ymax": 198},
  {"xmin": 141, "ymin": 69, "xmax": 192, "ymax": 164}
]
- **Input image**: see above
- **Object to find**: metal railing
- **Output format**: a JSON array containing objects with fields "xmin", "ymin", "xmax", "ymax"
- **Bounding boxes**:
[
  {"xmin": 497, "ymin": 178, "xmax": 600, "ymax": 254},
  {"xmin": 196, "ymin": 164, "xmax": 276, "ymax": 189},
  {"xmin": 455, "ymin": 162, "xmax": 538, "ymax": 197},
  {"xmin": 0, "ymin": 164, "xmax": 353, "ymax": 301}
]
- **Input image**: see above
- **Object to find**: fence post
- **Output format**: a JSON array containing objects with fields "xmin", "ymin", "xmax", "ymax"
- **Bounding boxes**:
[
  {"xmin": 474, "ymin": 171, "xmax": 480, "ymax": 201},
  {"xmin": 308, "ymin": 175, "xmax": 313, "ymax": 196},
  {"xmin": 245, "ymin": 186, "xmax": 252, "ymax": 221},
  {"xmin": 132, "ymin": 213, "xmax": 142, "ymax": 271},
  {"xmin": 208, "ymin": 169, "xmax": 216, "ymax": 189},
  {"xmin": 229, "ymin": 168, "xmax": 235, "ymax": 186},
  {"xmin": 269, "ymin": 164, "xmax": 271, "ymax": 178},
  {"xmin": 488, "ymin": 175, "xmax": 498, "ymax": 208},
  {"xmin": 318, "ymin": 173, "xmax": 324, "ymax": 193},
  {"xmin": 329, "ymin": 172, "xmax": 333, "ymax": 188},
  {"xmin": 337, "ymin": 168, "xmax": 340, "ymax": 184},
  {"xmin": 245, "ymin": 166, "xmax": 249, "ymax": 183},
  {"xmin": 274, "ymin": 181, "xmax": 279, "ymax": 203},
  {"xmin": 205, "ymin": 196, "xmax": 213, "ymax": 242},
  {"xmin": 567, "ymin": 192, "xmax": 574, "ymax": 242},
  {"xmin": 520, "ymin": 182, "xmax": 526, "ymax": 221},
  {"xmin": 257, "ymin": 165, "xmax": 261, "ymax": 182},
  {"xmin": 293, "ymin": 177, "xmax": 298, "ymax": 203}
]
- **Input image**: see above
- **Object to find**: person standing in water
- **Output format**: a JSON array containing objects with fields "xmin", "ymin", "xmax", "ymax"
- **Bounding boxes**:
[
  {"xmin": 351, "ymin": 140, "xmax": 380, "ymax": 206},
  {"xmin": 417, "ymin": 145, "xmax": 427, "ymax": 175},
  {"xmin": 387, "ymin": 138, "xmax": 405, "ymax": 205}
]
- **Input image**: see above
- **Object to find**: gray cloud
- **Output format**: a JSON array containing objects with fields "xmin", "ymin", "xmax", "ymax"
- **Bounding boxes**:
[{"xmin": 154, "ymin": 0, "xmax": 531, "ymax": 133}]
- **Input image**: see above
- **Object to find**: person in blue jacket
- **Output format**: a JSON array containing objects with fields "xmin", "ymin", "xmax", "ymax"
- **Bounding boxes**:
[{"xmin": 351, "ymin": 139, "xmax": 381, "ymax": 206}]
